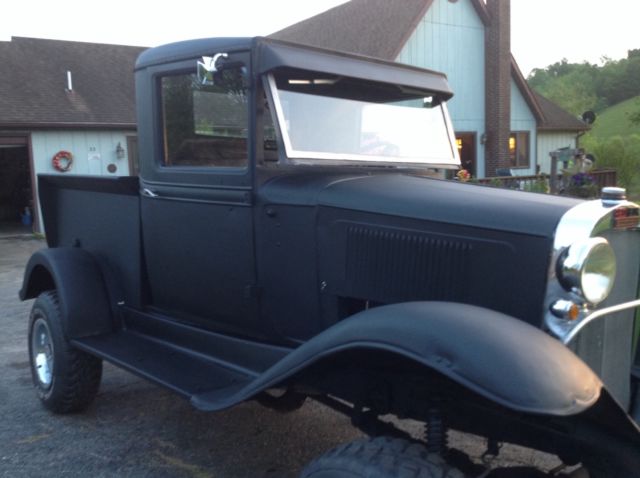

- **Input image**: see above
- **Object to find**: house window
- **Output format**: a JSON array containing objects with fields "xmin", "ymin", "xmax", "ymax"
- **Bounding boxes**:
[
  {"xmin": 160, "ymin": 66, "xmax": 248, "ymax": 168},
  {"xmin": 509, "ymin": 132, "xmax": 529, "ymax": 168}
]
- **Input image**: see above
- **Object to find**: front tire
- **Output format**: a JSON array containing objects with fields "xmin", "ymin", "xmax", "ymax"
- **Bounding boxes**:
[
  {"xmin": 28, "ymin": 291, "xmax": 102, "ymax": 413},
  {"xmin": 300, "ymin": 436, "xmax": 466, "ymax": 478}
]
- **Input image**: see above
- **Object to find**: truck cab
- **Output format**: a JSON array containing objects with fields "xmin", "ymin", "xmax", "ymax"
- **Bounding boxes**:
[{"xmin": 21, "ymin": 37, "xmax": 640, "ymax": 477}]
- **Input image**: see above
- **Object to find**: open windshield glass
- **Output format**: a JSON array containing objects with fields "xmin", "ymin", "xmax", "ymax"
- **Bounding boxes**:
[{"xmin": 269, "ymin": 68, "xmax": 460, "ymax": 168}]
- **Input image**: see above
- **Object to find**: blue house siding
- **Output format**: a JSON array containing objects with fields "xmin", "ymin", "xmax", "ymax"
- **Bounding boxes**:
[
  {"xmin": 537, "ymin": 132, "xmax": 577, "ymax": 174},
  {"xmin": 397, "ymin": 0, "xmax": 486, "ymax": 176},
  {"xmin": 510, "ymin": 79, "xmax": 537, "ymax": 175},
  {"xmin": 30, "ymin": 130, "xmax": 133, "ymax": 232}
]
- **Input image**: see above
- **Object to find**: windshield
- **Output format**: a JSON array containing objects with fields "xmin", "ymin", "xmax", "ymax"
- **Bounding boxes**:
[{"xmin": 269, "ymin": 69, "xmax": 460, "ymax": 168}]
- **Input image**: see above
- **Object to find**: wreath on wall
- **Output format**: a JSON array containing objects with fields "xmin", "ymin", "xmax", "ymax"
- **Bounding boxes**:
[{"xmin": 52, "ymin": 150, "xmax": 73, "ymax": 172}]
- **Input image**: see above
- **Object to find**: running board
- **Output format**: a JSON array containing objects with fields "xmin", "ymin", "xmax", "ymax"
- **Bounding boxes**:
[
  {"xmin": 73, "ymin": 331, "xmax": 256, "ymax": 398},
  {"xmin": 72, "ymin": 309, "xmax": 294, "ymax": 408}
]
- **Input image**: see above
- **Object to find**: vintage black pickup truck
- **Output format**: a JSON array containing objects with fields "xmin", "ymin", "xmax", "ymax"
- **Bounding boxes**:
[{"xmin": 20, "ymin": 37, "xmax": 640, "ymax": 477}]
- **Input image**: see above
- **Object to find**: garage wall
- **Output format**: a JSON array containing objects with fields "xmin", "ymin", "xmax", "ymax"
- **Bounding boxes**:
[
  {"xmin": 30, "ymin": 129, "xmax": 136, "ymax": 233},
  {"xmin": 31, "ymin": 130, "xmax": 134, "ymax": 177}
]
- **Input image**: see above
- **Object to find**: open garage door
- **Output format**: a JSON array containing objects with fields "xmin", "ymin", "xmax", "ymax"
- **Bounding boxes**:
[{"xmin": 0, "ymin": 137, "xmax": 33, "ymax": 234}]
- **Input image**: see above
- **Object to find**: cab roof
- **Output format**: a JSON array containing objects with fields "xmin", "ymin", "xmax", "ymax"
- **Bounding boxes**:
[{"xmin": 135, "ymin": 36, "xmax": 453, "ymax": 100}]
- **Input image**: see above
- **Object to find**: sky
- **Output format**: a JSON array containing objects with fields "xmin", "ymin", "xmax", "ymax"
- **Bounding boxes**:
[{"xmin": 1, "ymin": 0, "xmax": 637, "ymax": 77}]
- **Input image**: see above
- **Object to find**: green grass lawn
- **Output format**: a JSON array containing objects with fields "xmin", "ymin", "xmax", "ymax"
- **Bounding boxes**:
[{"xmin": 586, "ymin": 96, "xmax": 640, "ymax": 140}]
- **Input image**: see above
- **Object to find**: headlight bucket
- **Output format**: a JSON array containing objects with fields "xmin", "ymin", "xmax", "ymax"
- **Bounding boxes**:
[{"xmin": 557, "ymin": 237, "xmax": 616, "ymax": 305}]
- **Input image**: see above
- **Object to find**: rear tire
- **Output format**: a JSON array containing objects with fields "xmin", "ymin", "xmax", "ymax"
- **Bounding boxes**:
[
  {"xmin": 28, "ymin": 291, "xmax": 102, "ymax": 413},
  {"xmin": 300, "ymin": 436, "xmax": 466, "ymax": 477}
]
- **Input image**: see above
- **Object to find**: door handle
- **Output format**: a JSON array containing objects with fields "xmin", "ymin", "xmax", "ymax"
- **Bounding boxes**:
[{"xmin": 142, "ymin": 188, "xmax": 159, "ymax": 198}]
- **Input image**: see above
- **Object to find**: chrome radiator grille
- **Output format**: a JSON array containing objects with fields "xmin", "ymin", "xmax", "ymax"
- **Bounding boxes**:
[{"xmin": 570, "ymin": 229, "xmax": 640, "ymax": 410}]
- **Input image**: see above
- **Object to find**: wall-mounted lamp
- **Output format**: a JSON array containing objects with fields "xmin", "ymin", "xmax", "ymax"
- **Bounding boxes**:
[
  {"xmin": 480, "ymin": 133, "xmax": 487, "ymax": 145},
  {"xmin": 115, "ymin": 142, "xmax": 125, "ymax": 159}
]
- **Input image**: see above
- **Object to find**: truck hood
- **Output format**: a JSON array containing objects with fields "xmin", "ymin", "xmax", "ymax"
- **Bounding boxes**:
[{"xmin": 259, "ymin": 172, "xmax": 581, "ymax": 237}]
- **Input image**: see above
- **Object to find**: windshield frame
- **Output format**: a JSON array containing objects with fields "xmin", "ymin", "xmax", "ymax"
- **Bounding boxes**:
[{"xmin": 266, "ymin": 73, "xmax": 460, "ymax": 169}]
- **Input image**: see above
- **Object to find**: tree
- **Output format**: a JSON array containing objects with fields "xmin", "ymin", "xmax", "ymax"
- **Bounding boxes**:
[
  {"xmin": 530, "ymin": 65, "xmax": 598, "ymax": 115},
  {"xmin": 528, "ymin": 50, "xmax": 640, "ymax": 114}
]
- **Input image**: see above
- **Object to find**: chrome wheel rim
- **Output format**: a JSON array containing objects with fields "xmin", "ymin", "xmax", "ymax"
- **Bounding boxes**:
[{"xmin": 31, "ymin": 318, "xmax": 54, "ymax": 388}]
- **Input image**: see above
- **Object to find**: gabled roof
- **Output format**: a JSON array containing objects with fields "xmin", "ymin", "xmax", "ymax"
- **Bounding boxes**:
[
  {"xmin": 270, "ymin": 0, "xmax": 489, "ymax": 60},
  {"xmin": 0, "ymin": 37, "xmax": 146, "ymax": 128},
  {"xmin": 510, "ymin": 55, "xmax": 588, "ymax": 132},
  {"xmin": 534, "ymin": 92, "xmax": 590, "ymax": 132},
  {"xmin": 510, "ymin": 55, "xmax": 545, "ymax": 124},
  {"xmin": 270, "ymin": 0, "xmax": 434, "ymax": 60}
]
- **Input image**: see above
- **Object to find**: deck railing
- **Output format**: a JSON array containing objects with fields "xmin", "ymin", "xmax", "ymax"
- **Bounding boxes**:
[{"xmin": 476, "ymin": 169, "xmax": 617, "ymax": 197}]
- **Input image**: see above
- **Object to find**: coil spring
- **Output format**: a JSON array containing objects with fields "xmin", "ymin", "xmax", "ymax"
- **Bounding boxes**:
[{"xmin": 425, "ymin": 405, "xmax": 448, "ymax": 454}]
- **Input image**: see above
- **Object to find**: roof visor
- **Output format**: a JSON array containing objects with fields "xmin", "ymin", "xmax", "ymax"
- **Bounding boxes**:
[{"xmin": 256, "ymin": 38, "xmax": 454, "ymax": 102}]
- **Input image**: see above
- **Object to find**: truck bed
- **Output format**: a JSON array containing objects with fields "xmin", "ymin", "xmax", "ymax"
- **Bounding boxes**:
[{"xmin": 38, "ymin": 174, "xmax": 143, "ymax": 308}]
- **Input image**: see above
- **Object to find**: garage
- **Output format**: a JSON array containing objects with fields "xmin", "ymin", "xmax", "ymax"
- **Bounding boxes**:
[
  {"xmin": 0, "ymin": 37, "xmax": 145, "ymax": 234},
  {"xmin": 0, "ymin": 136, "xmax": 33, "ymax": 233}
]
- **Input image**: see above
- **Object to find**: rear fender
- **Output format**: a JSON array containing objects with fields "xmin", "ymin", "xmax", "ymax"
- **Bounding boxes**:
[
  {"xmin": 20, "ymin": 248, "xmax": 113, "ymax": 338},
  {"xmin": 193, "ymin": 302, "xmax": 602, "ymax": 416}
]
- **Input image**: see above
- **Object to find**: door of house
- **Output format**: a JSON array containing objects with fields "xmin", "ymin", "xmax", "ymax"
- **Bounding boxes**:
[
  {"xmin": 0, "ymin": 136, "xmax": 34, "ymax": 231},
  {"xmin": 456, "ymin": 133, "xmax": 476, "ymax": 177}
]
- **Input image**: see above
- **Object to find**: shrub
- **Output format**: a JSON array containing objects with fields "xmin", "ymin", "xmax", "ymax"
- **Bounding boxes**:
[{"xmin": 582, "ymin": 134, "xmax": 640, "ymax": 190}]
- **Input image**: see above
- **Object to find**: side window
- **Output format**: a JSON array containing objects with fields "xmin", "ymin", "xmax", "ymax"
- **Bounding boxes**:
[{"xmin": 161, "ymin": 66, "xmax": 248, "ymax": 168}]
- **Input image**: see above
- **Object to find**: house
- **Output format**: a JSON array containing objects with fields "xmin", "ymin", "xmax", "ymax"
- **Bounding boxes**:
[
  {"xmin": 270, "ymin": 0, "xmax": 589, "ymax": 178},
  {"xmin": 0, "ymin": 37, "xmax": 146, "ymax": 232}
]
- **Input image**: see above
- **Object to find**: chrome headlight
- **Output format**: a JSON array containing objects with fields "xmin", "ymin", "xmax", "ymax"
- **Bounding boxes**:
[{"xmin": 557, "ymin": 237, "xmax": 616, "ymax": 305}]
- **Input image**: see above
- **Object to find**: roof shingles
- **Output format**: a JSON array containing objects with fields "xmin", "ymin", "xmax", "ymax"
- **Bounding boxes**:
[
  {"xmin": 270, "ymin": 0, "xmax": 432, "ymax": 61},
  {"xmin": 534, "ymin": 92, "xmax": 589, "ymax": 132},
  {"xmin": 0, "ymin": 37, "xmax": 146, "ymax": 127}
]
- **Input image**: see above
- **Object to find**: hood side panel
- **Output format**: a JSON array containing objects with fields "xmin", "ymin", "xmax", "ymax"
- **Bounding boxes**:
[
  {"xmin": 257, "ymin": 171, "xmax": 575, "ymax": 339},
  {"xmin": 259, "ymin": 171, "xmax": 579, "ymax": 237},
  {"xmin": 317, "ymin": 208, "xmax": 553, "ymax": 327}
]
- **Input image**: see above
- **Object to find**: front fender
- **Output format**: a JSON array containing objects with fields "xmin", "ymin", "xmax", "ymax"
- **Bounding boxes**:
[
  {"xmin": 193, "ymin": 302, "xmax": 602, "ymax": 415},
  {"xmin": 20, "ymin": 247, "xmax": 112, "ymax": 338}
]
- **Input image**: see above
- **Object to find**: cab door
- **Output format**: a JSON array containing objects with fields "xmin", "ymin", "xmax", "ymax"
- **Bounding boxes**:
[{"xmin": 139, "ymin": 52, "xmax": 260, "ymax": 337}]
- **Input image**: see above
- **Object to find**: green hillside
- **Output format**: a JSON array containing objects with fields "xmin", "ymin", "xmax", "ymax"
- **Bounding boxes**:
[{"xmin": 586, "ymin": 96, "xmax": 640, "ymax": 140}]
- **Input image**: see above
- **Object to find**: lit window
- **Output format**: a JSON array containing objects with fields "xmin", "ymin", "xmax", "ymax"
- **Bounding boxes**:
[{"xmin": 509, "ymin": 132, "xmax": 529, "ymax": 168}]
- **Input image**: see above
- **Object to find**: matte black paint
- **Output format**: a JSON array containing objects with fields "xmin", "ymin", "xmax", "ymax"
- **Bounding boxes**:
[
  {"xmin": 37, "ymin": 174, "xmax": 143, "ymax": 309},
  {"xmin": 135, "ymin": 37, "xmax": 453, "ymax": 100},
  {"xmin": 264, "ymin": 172, "xmax": 580, "ymax": 236},
  {"xmin": 140, "ymin": 196, "xmax": 260, "ymax": 337},
  {"xmin": 20, "ymin": 36, "xmax": 640, "ymax": 470},
  {"xmin": 20, "ymin": 248, "xmax": 112, "ymax": 338},
  {"xmin": 26, "ymin": 38, "xmax": 588, "ymax": 407},
  {"xmin": 190, "ymin": 302, "xmax": 601, "ymax": 415}
]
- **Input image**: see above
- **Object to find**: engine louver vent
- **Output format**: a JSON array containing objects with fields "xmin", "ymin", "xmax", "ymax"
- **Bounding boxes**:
[{"xmin": 345, "ymin": 226, "xmax": 472, "ymax": 302}]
